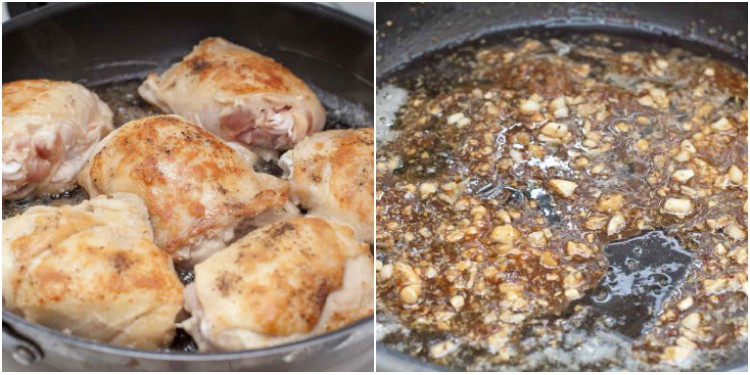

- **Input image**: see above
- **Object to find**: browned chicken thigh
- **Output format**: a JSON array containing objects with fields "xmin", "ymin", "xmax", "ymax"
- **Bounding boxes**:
[
  {"xmin": 2, "ymin": 193, "xmax": 183, "ymax": 349},
  {"xmin": 2, "ymin": 80, "xmax": 113, "ymax": 199},
  {"xmin": 279, "ymin": 128, "xmax": 374, "ymax": 243},
  {"xmin": 181, "ymin": 217, "xmax": 373, "ymax": 351},
  {"xmin": 78, "ymin": 115, "xmax": 290, "ymax": 263},
  {"xmin": 139, "ymin": 37, "xmax": 326, "ymax": 150}
]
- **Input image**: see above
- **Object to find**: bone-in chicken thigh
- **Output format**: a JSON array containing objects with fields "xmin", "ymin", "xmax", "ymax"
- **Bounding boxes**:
[
  {"xmin": 78, "ymin": 115, "xmax": 289, "ymax": 263},
  {"xmin": 2, "ymin": 80, "xmax": 113, "ymax": 199},
  {"xmin": 181, "ymin": 217, "xmax": 373, "ymax": 351},
  {"xmin": 139, "ymin": 37, "xmax": 326, "ymax": 150},
  {"xmin": 2, "ymin": 193, "xmax": 183, "ymax": 349},
  {"xmin": 279, "ymin": 128, "xmax": 374, "ymax": 243}
]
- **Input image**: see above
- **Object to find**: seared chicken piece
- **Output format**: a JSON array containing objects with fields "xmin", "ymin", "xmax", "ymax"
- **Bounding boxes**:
[
  {"xmin": 2, "ymin": 79, "xmax": 113, "ymax": 199},
  {"xmin": 139, "ymin": 37, "xmax": 326, "ymax": 150},
  {"xmin": 279, "ymin": 128, "xmax": 374, "ymax": 243},
  {"xmin": 78, "ymin": 115, "xmax": 289, "ymax": 263},
  {"xmin": 181, "ymin": 217, "xmax": 373, "ymax": 351},
  {"xmin": 2, "ymin": 193, "xmax": 183, "ymax": 349}
]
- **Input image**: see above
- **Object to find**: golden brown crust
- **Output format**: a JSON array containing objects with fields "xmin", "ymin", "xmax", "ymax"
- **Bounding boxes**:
[
  {"xmin": 2, "ymin": 79, "xmax": 59, "ymax": 114},
  {"xmin": 285, "ymin": 128, "xmax": 374, "ymax": 243},
  {"xmin": 182, "ymin": 38, "xmax": 297, "ymax": 95},
  {"xmin": 329, "ymin": 129, "xmax": 375, "ymax": 229},
  {"xmin": 80, "ymin": 115, "xmax": 289, "ymax": 261},
  {"xmin": 2, "ymin": 194, "xmax": 183, "ymax": 349},
  {"xmin": 192, "ymin": 217, "xmax": 371, "ymax": 338},
  {"xmin": 165, "ymin": 37, "xmax": 304, "ymax": 97},
  {"xmin": 137, "ymin": 37, "xmax": 326, "ymax": 149}
]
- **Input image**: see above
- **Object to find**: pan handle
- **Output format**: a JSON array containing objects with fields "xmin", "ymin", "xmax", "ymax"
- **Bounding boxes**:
[{"xmin": 2, "ymin": 323, "xmax": 44, "ymax": 366}]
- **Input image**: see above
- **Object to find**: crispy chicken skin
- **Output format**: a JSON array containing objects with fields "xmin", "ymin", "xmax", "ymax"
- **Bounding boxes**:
[
  {"xmin": 2, "ymin": 79, "xmax": 113, "ymax": 199},
  {"xmin": 78, "ymin": 115, "xmax": 290, "ymax": 263},
  {"xmin": 2, "ymin": 193, "xmax": 183, "ymax": 349},
  {"xmin": 138, "ymin": 37, "xmax": 326, "ymax": 150},
  {"xmin": 279, "ymin": 128, "xmax": 374, "ymax": 243},
  {"xmin": 181, "ymin": 217, "xmax": 373, "ymax": 351}
]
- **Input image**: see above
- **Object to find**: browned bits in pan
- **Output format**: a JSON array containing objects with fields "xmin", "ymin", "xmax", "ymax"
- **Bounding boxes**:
[{"xmin": 377, "ymin": 34, "xmax": 747, "ymax": 371}]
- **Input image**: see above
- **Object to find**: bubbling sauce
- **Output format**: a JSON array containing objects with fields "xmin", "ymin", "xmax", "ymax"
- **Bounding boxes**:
[{"xmin": 376, "ymin": 33, "xmax": 747, "ymax": 370}]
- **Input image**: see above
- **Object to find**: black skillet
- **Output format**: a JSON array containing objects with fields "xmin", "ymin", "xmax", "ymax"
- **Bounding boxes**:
[
  {"xmin": 375, "ymin": 2, "xmax": 747, "ymax": 371},
  {"xmin": 3, "ymin": 2, "xmax": 374, "ymax": 371}
]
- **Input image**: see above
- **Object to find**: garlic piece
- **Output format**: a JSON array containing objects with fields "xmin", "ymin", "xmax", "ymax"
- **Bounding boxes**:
[
  {"xmin": 430, "ymin": 340, "xmax": 459, "ymax": 359},
  {"xmin": 539, "ymin": 250, "xmax": 558, "ymax": 268},
  {"xmin": 607, "ymin": 214, "xmax": 627, "ymax": 235},
  {"xmin": 446, "ymin": 112, "xmax": 470, "ymax": 127},
  {"xmin": 540, "ymin": 122, "xmax": 568, "ymax": 137},
  {"xmin": 662, "ymin": 197, "xmax": 694, "ymax": 218},
  {"xmin": 680, "ymin": 312, "xmax": 701, "ymax": 332},
  {"xmin": 445, "ymin": 230, "xmax": 465, "ymax": 243},
  {"xmin": 661, "ymin": 345, "xmax": 694, "ymax": 368},
  {"xmin": 566, "ymin": 241, "xmax": 594, "ymax": 258},
  {"xmin": 550, "ymin": 96, "xmax": 569, "ymax": 118},
  {"xmin": 527, "ymin": 231, "xmax": 548, "ymax": 247},
  {"xmin": 728, "ymin": 165, "xmax": 744, "ymax": 185},
  {"xmin": 680, "ymin": 139, "xmax": 697, "ymax": 153},
  {"xmin": 450, "ymin": 295, "xmax": 465, "ymax": 310},
  {"xmin": 672, "ymin": 169, "xmax": 695, "ymax": 183},
  {"xmin": 710, "ymin": 117, "xmax": 732, "ymax": 131},
  {"xmin": 519, "ymin": 98, "xmax": 541, "ymax": 115},
  {"xmin": 400, "ymin": 284, "xmax": 421, "ymax": 304},
  {"xmin": 725, "ymin": 221, "xmax": 746, "ymax": 241},
  {"xmin": 677, "ymin": 296, "xmax": 694, "ymax": 311},
  {"xmin": 419, "ymin": 182, "xmax": 438, "ymax": 198},
  {"xmin": 597, "ymin": 194, "xmax": 625, "ymax": 213},
  {"xmin": 564, "ymin": 288, "xmax": 582, "ymax": 301},
  {"xmin": 489, "ymin": 224, "xmax": 521, "ymax": 244},
  {"xmin": 380, "ymin": 264, "xmax": 393, "ymax": 280},
  {"xmin": 549, "ymin": 179, "xmax": 579, "ymax": 198}
]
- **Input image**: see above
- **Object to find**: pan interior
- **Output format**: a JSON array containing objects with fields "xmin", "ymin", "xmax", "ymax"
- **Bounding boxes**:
[{"xmin": 376, "ymin": 29, "xmax": 748, "ymax": 371}]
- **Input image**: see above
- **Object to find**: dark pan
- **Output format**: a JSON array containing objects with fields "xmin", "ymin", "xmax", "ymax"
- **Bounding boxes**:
[{"xmin": 375, "ymin": 2, "xmax": 747, "ymax": 372}]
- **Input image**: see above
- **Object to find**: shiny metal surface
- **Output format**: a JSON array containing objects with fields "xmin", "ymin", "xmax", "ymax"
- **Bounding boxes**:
[
  {"xmin": 3, "ymin": 310, "xmax": 373, "ymax": 371},
  {"xmin": 3, "ymin": 324, "xmax": 44, "ymax": 366}
]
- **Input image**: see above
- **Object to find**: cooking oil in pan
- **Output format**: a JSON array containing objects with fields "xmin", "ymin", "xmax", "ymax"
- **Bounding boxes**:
[{"xmin": 579, "ymin": 231, "xmax": 692, "ymax": 339}]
